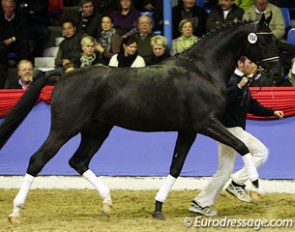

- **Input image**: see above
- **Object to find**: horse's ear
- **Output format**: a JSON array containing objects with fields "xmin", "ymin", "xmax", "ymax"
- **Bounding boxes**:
[
  {"xmin": 257, "ymin": 13, "xmax": 266, "ymax": 29},
  {"xmin": 265, "ymin": 12, "xmax": 273, "ymax": 25}
]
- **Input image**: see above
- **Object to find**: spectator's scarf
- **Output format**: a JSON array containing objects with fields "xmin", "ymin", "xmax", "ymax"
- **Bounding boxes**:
[
  {"xmin": 117, "ymin": 51, "xmax": 137, "ymax": 67},
  {"xmin": 80, "ymin": 53, "xmax": 96, "ymax": 68},
  {"xmin": 100, "ymin": 28, "xmax": 117, "ymax": 52}
]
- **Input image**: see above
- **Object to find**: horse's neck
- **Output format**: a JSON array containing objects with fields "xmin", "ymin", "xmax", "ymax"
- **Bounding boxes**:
[{"xmin": 190, "ymin": 26, "xmax": 252, "ymax": 83}]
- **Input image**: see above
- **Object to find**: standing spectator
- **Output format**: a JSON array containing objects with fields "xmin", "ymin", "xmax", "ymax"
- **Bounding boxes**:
[
  {"xmin": 206, "ymin": 0, "xmax": 244, "ymax": 31},
  {"xmin": 73, "ymin": 0, "xmax": 102, "ymax": 38},
  {"xmin": 5, "ymin": 59, "xmax": 33, "ymax": 89},
  {"xmin": 55, "ymin": 20, "xmax": 83, "ymax": 71},
  {"xmin": 110, "ymin": 0, "xmax": 140, "ymax": 36},
  {"xmin": 172, "ymin": 0, "xmax": 208, "ymax": 39},
  {"xmin": 243, "ymin": 0, "xmax": 285, "ymax": 40},
  {"xmin": 130, "ymin": 15, "xmax": 154, "ymax": 64},
  {"xmin": 15, "ymin": 0, "xmax": 50, "ymax": 58},
  {"xmin": 147, "ymin": 35, "xmax": 171, "ymax": 65},
  {"xmin": 171, "ymin": 19, "xmax": 198, "ymax": 55},
  {"xmin": 95, "ymin": 15, "xmax": 121, "ymax": 65},
  {"xmin": 0, "ymin": 0, "xmax": 30, "ymax": 88},
  {"xmin": 108, "ymin": 36, "xmax": 145, "ymax": 67}
]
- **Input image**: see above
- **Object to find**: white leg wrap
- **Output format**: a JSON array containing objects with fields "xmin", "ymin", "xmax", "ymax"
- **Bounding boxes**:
[
  {"xmin": 242, "ymin": 153, "xmax": 259, "ymax": 181},
  {"xmin": 13, "ymin": 173, "xmax": 34, "ymax": 207},
  {"xmin": 82, "ymin": 170, "xmax": 111, "ymax": 203},
  {"xmin": 155, "ymin": 175, "xmax": 176, "ymax": 203}
]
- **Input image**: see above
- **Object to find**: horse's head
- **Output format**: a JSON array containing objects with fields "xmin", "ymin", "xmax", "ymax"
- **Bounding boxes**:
[{"xmin": 245, "ymin": 13, "xmax": 282, "ymax": 85}]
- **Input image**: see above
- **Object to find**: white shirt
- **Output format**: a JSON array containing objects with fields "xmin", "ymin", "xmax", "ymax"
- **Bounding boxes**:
[{"xmin": 108, "ymin": 54, "xmax": 146, "ymax": 68}]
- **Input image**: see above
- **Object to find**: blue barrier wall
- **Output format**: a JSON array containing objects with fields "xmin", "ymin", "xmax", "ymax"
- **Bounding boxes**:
[{"xmin": 0, "ymin": 102, "xmax": 294, "ymax": 179}]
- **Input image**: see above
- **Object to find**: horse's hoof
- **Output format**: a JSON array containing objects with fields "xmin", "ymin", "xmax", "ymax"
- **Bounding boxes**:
[
  {"xmin": 249, "ymin": 190, "xmax": 261, "ymax": 203},
  {"xmin": 152, "ymin": 211, "xmax": 166, "ymax": 220},
  {"xmin": 102, "ymin": 202, "xmax": 112, "ymax": 217},
  {"xmin": 8, "ymin": 214, "xmax": 20, "ymax": 224}
]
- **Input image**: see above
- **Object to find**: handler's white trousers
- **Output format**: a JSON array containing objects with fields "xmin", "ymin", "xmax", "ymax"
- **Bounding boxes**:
[{"xmin": 195, "ymin": 127, "xmax": 268, "ymax": 208}]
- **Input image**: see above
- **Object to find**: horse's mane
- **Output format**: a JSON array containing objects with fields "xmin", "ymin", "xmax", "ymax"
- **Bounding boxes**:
[{"xmin": 181, "ymin": 20, "xmax": 255, "ymax": 56}]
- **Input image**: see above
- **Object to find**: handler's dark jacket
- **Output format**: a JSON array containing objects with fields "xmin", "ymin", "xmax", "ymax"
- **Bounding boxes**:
[{"xmin": 222, "ymin": 73, "xmax": 274, "ymax": 129}]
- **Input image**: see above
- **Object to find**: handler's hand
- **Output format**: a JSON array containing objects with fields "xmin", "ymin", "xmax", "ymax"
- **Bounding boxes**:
[
  {"xmin": 238, "ymin": 77, "xmax": 249, "ymax": 88},
  {"xmin": 274, "ymin": 111, "xmax": 284, "ymax": 119}
]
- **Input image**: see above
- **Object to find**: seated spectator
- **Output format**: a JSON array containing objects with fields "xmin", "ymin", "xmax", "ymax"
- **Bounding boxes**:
[
  {"xmin": 243, "ymin": 0, "xmax": 285, "ymax": 40},
  {"xmin": 0, "ymin": 0, "xmax": 30, "ymax": 88},
  {"xmin": 15, "ymin": 0, "xmax": 50, "ymax": 58},
  {"xmin": 108, "ymin": 36, "xmax": 145, "ymax": 67},
  {"xmin": 96, "ymin": 15, "xmax": 121, "ymax": 65},
  {"xmin": 73, "ymin": 0, "xmax": 102, "ymax": 38},
  {"xmin": 206, "ymin": 0, "xmax": 244, "ymax": 31},
  {"xmin": 130, "ymin": 15, "xmax": 154, "ymax": 64},
  {"xmin": 73, "ymin": 35, "xmax": 101, "ymax": 69},
  {"xmin": 55, "ymin": 20, "xmax": 83, "ymax": 72},
  {"xmin": 234, "ymin": 0, "xmax": 254, "ymax": 12},
  {"xmin": 147, "ymin": 35, "xmax": 171, "ymax": 65},
  {"xmin": 172, "ymin": 0, "xmax": 208, "ymax": 39},
  {"xmin": 110, "ymin": 0, "xmax": 140, "ymax": 36},
  {"xmin": 171, "ymin": 18, "xmax": 199, "ymax": 55},
  {"xmin": 5, "ymin": 59, "xmax": 33, "ymax": 89}
]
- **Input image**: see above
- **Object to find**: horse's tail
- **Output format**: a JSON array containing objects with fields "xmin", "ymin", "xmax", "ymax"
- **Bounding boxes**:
[{"xmin": 0, "ymin": 70, "xmax": 60, "ymax": 149}]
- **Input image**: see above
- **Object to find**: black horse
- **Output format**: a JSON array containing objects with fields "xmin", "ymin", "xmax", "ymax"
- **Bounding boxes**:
[{"xmin": 0, "ymin": 15, "xmax": 281, "ymax": 223}]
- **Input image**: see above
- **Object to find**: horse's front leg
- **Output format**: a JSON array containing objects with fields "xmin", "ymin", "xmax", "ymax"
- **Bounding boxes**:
[{"xmin": 152, "ymin": 131, "xmax": 196, "ymax": 220}]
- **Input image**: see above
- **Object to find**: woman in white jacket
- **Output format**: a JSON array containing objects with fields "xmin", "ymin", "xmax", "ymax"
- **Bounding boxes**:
[{"xmin": 108, "ymin": 37, "xmax": 145, "ymax": 68}]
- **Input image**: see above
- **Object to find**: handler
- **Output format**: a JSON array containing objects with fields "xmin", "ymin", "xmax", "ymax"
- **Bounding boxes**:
[{"xmin": 189, "ymin": 56, "xmax": 284, "ymax": 216}]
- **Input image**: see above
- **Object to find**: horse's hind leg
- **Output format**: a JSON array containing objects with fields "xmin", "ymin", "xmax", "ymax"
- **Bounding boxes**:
[
  {"xmin": 201, "ymin": 118, "xmax": 260, "ymax": 189},
  {"xmin": 68, "ymin": 123, "xmax": 113, "ymax": 216},
  {"xmin": 9, "ymin": 133, "xmax": 71, "ymax": 223},
  {"xmin": 153, "ymin": 131, "xmax": 196, "ymax": 220}
]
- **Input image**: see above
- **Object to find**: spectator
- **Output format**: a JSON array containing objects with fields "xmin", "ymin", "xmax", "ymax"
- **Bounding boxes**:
[
  {"xmin": 147, "ymin": 35, "xmax": 171, "ymax": 65},
  {"xmin": 0, "ymin": 0, "xmax": 30, "ymax": 88},
  {"xmin": 110, "ymin": 0, "xmax": 140, "ymax": 36},
  {"xmin": 243, "ymin": 0, "xmax": 285, "ymax": 40},
  {"xmin": 75, "ymin": 35, "xmax": 101, "ymax": 68},
  {"xmin": 96, "ymin": 15, "xmax": 121, "ymax": 65},
  {"xmin": 172, "ymin": 0, "xmax": 208, "ymax": 39},
  {"xmin": 108, "ymin": 36, "xmax": 145, "ymax": 67},
  {"xmin": 130, "ymin": 15, "xmax": 154, "ymax": 64},
  {"xmin": 15, "ymin": 0, "xmax": 50, "ymax": 58},
  {"xmin": 234, "ymin": 0, "xmax": 254, "ymax": 12},
  {"xmin": 206, "ymin": 0, "xmax": 244, "ymax": 31},
  {"xmin": 5, "ymin": 59, "xmax": 33, "ymax": 89},
  {"xmin": 73, "ymin": 0, "xmax": 102, "ymax": 38},
  {"xmin": 171, "ymin": 18, "xmax": 198, "ymax": 55},
  {"xmin": 55, "ymin": 20, "xmax": 83, "ymax": 72}
]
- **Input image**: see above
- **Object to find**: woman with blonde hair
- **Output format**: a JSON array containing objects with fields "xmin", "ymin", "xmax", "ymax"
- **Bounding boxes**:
[
  {"xmin": 147, "ymin": 35, "xmax": 171, "ymax": 65},
  {"xmin": 171, "ymin": 19, "xmax": 199, "ymax": 56}
]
